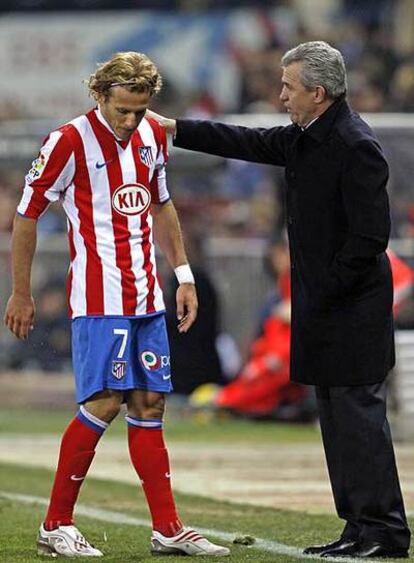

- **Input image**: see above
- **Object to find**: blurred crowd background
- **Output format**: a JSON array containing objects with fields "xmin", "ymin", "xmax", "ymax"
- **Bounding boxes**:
[
  {"xmin": 0, "ymin": 0, "xmax": 413, "ymax": 420},
  {"xmin": 1, "ymin": 0, "xmax": 414, "ymax": 238}
]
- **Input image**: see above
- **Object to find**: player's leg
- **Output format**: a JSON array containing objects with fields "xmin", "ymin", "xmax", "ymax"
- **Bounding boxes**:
[
  {"xmin": 126, "ymin": 390, "xmax": 181, "ymax": 535},
  {"xmin": 38, "ymin": 390, "xmax": 122, "ymax": 557},
  {"xmin": 125, "ymin": 313, "xmax": 229, "ymax": 556},
  {"xmin": 45, "ymin": 390, "xmax": 122, "ymax": 524},
  {"xmin": 126, "ymin": 389, "xmax": 229, "ymax": 556},
  {"xmin": 39, "ymin": 316, "xmax": 126, "ymax": 556}
]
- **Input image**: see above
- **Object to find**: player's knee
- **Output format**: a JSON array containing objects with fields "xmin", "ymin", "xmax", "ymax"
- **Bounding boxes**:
[
  {"xmin": 98, "ymin": 402, "xmax": 121, "ymax": 422},
  {"xmin": 130, "ymin": 394, "xmax": 166, "ymax": 420},
  {"xmin": 84, "ymin": 392, "xmax": 122, "ymax": 423},
  {"xmin": 144, "ymin": 399, "xmax": 166, "ymax": 420}
]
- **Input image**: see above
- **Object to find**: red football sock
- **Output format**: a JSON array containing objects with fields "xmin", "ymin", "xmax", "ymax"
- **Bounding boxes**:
[
  {"xmin": 127, "ymin": 419, "xmax": 182, "ymax": 537},
  {"xmin": 44, "ymin": 409, "xmax": 106, "ymax": 530}
]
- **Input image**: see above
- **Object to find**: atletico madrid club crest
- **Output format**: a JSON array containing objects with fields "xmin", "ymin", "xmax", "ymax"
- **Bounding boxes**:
[
  {"xmin": 138, "ymin": 146, "xmax": 154, "ymax": 167},
  {"xmin": 112, "ymin": 361, "xmax": 127, "ymax": 379}
]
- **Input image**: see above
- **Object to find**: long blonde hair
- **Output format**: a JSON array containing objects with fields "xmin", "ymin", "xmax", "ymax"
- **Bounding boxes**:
[{"xmin": 87, "ymin": 52, "xmax": 162, "ymax": 100}]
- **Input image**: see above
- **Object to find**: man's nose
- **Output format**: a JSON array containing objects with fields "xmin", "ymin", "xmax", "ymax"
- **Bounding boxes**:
[
  {"xmin": 125, "ymin": 114, "xmax": 138, "ymax": 128},
  {"xmin": 280, "ymin": 88, "xmax": 287, "ymax": 102}
]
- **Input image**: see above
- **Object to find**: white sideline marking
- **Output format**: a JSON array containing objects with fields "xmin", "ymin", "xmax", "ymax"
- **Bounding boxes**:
[{"xmin": 0, "ymin": 491, "xmax": 383, "ymax": 562}]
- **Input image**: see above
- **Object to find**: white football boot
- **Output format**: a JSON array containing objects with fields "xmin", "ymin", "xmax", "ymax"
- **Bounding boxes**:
[
  {"xmin": 37, "ymin": 524, "xmax": 103, "ymax": 557},
  {"xmin": 151, "ymin": 527, "xmax": 230, "ymax": 556}
]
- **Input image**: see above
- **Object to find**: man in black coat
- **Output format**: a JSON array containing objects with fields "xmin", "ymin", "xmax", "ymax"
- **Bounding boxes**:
[{"xmin": 148, "ymin": 41, "xmax": 410, "ymax": 559}]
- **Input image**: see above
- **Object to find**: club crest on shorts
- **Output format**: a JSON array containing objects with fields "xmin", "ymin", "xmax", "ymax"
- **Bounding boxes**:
[
  {"xmin": 112, "ymin": 361, "xmax": 127, "ymax": 379},
  {"xmin": 138, "ymin": 146, "xmax": 154, "ymax": 167}
]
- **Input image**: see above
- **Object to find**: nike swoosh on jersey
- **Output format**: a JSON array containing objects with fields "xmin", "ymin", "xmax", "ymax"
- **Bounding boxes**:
[
  {"xmin": 70, "ymin": 474, "xmax": 85, "ymax": 481},
  {"xmin": 95, "ymin": 159, "xmax": 113, "ymax": 169},
  {"xmin": 162, "ymin": 374, "xmax": 171, "ymax": 380}
]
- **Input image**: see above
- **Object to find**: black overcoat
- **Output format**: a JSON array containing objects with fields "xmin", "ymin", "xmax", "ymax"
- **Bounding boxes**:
[{"xmin": 174, "ymin": 99, "xmax": 395, "ymax": 386}]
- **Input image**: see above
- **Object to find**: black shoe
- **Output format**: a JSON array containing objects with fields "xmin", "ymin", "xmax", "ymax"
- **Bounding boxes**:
[
  {"xmin": 321, "ymin": 540, "xmax": 409, "ymax": 559},
  {"xmin": 303, "ymin": 537, "xmax": 356, "ymax": 555}
]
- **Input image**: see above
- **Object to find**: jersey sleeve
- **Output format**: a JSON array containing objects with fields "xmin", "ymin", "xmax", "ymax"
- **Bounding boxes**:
[
  {"xmin": 17, "ymin": 129, "xmax": 75, "ymax": 219},
  {"xmin": 148, "ymin": 119, "xmax": 170, "ymax": 204}
]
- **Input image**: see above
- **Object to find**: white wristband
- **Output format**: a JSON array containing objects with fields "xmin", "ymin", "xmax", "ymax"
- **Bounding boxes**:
[{"xmin": 174, "ymin": 264, "xmax": 195, "ymax": 284}]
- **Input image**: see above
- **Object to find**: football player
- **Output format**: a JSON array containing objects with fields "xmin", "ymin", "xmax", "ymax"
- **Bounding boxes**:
[{"xmin": 5, "ymin": 51, "xmax": 229, "ymax": 558}]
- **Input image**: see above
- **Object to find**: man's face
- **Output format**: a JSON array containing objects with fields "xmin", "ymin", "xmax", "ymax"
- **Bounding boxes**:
[
  {"xmin": 280, "ymin": 62, "xmax": 319, "ymax": 127},
  {"xmin": 98, "ymin": 87, "xmax": 151, "ymax": 140}
]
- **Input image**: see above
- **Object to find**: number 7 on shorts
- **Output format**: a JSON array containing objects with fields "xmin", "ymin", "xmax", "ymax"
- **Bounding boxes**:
[{"xmin": 113, "ymin": 328, "xmax": 128, "ymax": 359}]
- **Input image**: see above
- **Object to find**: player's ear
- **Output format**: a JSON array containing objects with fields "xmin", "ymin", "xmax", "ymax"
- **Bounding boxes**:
[{"xmin": 95, "ymin": 92, "xmax": 107, "ymax": 106}]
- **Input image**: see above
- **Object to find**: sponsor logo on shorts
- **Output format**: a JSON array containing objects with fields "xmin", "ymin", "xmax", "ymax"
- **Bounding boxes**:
[
  {"xmin": 112, "ymin": 360, "xmax": 127, "ymax": 379},
  {"xmin": 140, "ymin": 350, "xmax": 170, "ymax": 371},
  {"xmin": 112, "ymin": 183, "xmax": 151, "ymax": 216}
]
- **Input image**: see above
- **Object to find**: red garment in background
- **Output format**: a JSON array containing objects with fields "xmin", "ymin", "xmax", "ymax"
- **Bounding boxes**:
[
  {"xmin": 215, "ymin": 315, "xmax": 306, "ymax": 415},
  {"xmin": 387, "ymin": 249, "xmax": 414, "ymax": 315},
  {"xmin": 215, "ymin": 271, "xmax": 306, "ymax": 416}
]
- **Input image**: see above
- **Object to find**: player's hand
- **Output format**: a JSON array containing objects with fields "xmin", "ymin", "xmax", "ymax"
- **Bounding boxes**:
[
  {"xmin": 4, "ymin": 294, "xmax": 35, "ymax": 340},
  {"xmin": 176, "ymin": 283, "xmax": 198, "ymax": 333},
  {"xmin": 146, "ymin": 109, "xmax": 177, "ymax": 136}
]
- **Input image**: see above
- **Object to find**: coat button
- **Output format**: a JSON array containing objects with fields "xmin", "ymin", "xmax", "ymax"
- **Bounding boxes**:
[{"xmin": 288, "ymin": 215, "xmax": 293, "ymax": 225}]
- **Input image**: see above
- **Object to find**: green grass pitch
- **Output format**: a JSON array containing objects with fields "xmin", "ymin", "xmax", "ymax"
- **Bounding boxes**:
[{"xmin": 0, "ymin": 408, "xmax": 412, "ymax": 562}]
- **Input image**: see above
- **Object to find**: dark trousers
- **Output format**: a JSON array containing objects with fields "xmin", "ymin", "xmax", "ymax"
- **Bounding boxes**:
[{"xmin": 316, "ymin": 381, "xmax": 410, "ymax": 549}]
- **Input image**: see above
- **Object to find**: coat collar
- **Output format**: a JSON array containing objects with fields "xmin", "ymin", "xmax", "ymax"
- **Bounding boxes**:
[{"xmin": 304, "ymin": 96, "xmax": 350, "ymax": 143}]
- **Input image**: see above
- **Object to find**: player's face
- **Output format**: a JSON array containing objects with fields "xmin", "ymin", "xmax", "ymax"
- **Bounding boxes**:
[
  {"xmin": 280, "ymin": 62, "xmax": 319, "ymax": 127},
  {"xmin": 98, "ymin": 87, "xmax": 151, "ymax": 140}
]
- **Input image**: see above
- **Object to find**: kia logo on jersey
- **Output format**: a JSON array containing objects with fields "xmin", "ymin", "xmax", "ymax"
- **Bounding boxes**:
[{"xmin": 112, "ymin": 183, "xmax": 151, "ymax": 216}]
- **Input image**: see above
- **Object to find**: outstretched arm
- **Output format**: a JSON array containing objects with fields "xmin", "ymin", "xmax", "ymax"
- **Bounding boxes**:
[
  {"xmin": 152, "ymin": 201, "xmax": 198, "ymax": 333},
  {"xmin": 146, "ymin": 110, "xmax": 288, "ymax": 166},
  {"xmin": 4, "ymin": 215, "xmax": 37, "ymax": 340}
]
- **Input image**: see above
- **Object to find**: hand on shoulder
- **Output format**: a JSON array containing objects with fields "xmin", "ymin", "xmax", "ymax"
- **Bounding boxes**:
[{"xmin": 146, "ymin": 109, "xmax": 177, "ymax": 136}]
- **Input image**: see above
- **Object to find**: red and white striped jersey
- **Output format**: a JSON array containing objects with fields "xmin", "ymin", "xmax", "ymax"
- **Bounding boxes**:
[{"xmin": 18, "ymin": 108, "xmax": 170, "ymax": 319}]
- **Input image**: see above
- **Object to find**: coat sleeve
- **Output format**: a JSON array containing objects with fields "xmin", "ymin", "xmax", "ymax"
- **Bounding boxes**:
[
  {"xmin": 323, "ymin": 139, "xmax": 391, "ymax": 300},
  {"xmin": 174, "ymin": 119, "xmax": 288, "ymax": 166}
]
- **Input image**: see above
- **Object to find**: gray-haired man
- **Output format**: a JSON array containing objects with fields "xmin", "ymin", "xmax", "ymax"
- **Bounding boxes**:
[{"xmin": 149, "ymin": 41, "xmax": 411, "ymax": 559}]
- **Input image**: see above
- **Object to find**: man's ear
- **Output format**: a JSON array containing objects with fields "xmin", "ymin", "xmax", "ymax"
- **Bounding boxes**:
[{"xmin": 314, "ymin": 85, "xmax": 327, "ymax": 104}]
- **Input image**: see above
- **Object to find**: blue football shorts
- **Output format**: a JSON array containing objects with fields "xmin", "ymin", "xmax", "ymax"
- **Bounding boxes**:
[{"xmin": 71, "ymin": 313, "xmax": 172, "ymax": 403}]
